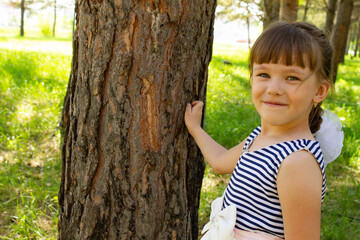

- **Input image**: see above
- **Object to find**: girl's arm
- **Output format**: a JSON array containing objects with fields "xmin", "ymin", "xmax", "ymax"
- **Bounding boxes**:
[
  {"xmin": 277, "ymin": 150, "xmax": 323, "ymax": 240},
  {"xmin": 184, "ymin": 101, "xmax": 245, "ymax": 174}
]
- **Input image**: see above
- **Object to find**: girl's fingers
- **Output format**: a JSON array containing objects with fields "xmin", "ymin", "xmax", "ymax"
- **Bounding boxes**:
[
  {"xmin": 186, "ymin": 101, "xmax": 203, "ymax": 114},
  {"xmin": 186, "ymin": 103, "xmax": 191, "ymax": 112},
  {"xmin": 193, "ymin": 101, "xmax": 204, "ymax": 111},
  {"xmin": 191, "ymin": 101, "xmax": 204, "ymax": 107},
  {"xmin": 191, "ymin": 100, "xmax": 202, "ymax": 106}
]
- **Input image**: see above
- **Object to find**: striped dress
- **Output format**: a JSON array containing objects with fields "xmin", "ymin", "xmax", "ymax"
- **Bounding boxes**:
[{"xmin": 222, "ymin": 126, "xmax": 326, "ymax": 239}]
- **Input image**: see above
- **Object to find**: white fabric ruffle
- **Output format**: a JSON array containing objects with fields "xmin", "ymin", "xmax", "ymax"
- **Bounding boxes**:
[
  {"xmin": 200, "ymin": 194, "xmax": 236, "ymax": 240},
  {"xmin": 313, "ymin": 110, "xmax": 344, "ymax": 166}
]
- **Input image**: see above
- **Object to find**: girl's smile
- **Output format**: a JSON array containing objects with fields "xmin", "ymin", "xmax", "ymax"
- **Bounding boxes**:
[
  {"xmin": 251, "ymin": 62, "xmax": 328, "ymax": 131},
  {"xmin": 263, "ymin": 101, "xmax": 288, "ymax": 107}
]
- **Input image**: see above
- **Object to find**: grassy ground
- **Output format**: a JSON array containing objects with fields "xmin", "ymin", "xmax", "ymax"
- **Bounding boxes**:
[
  {"xmin": 0, "ymin": 40, "xmax": 71, "ymax": 238},
  {"xmin": 0, "ymin": 37, "xmax": 359, "ymax": 239}
]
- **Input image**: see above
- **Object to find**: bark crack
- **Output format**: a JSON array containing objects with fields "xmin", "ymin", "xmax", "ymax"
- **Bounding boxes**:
[{"xmin": 90, "ymin": 1, "xmax": 117, "ymax": 192}]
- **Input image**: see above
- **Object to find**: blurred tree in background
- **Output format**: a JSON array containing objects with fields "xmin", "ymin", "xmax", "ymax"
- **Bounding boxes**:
[
  {"xmin": 351, "ymin": 5, "xmax": 360, "ymax": 57},
  {"xmin": 261, "ymin": 0, "xmax": 280, "ymax": 29},
  {"xmin": 4, "ymin": 0, "xmax": 74, "ymax": 37},
  {"xmin": 280, "ymin": 0, "xmax": 298, "ymax": 21},
  {"xmin": 8, "ymin": 0, "xmax": 36, "ymax": 36},
  {"xmin": 325, "ymin": 0, "xmax": 337, "ymax": 34},
  {"xmin": 40, "ymin": 0, "xmax": 74, "ymax": 37},
  {"xmin": 217, "ymin": 0, "xmax": 262, "ymax": 49},
  {"xmin": 331, "ymin": 0, "xmax": 355, "ymax": 81}
]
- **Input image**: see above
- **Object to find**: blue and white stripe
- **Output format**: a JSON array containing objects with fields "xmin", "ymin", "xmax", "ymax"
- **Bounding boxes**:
[{"xmin": 222, "ymin": 126, "xmax": 326, "ymax": 239}]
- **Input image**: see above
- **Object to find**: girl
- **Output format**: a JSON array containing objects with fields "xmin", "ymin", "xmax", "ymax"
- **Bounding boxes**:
[{"xmin": 185, "ymin": 22, "xmax": 343, "ymax": 239}]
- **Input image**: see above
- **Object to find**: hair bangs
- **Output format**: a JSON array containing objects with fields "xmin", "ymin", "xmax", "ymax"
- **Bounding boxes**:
[{"xmin": 250, "ymin": 22, "xmax": 322, "ymax": 75}]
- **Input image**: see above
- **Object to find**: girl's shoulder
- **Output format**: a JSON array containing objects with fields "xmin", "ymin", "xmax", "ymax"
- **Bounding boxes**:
[
  {"xmin": 242, "ymin": 126, "xmax": 262, "ymax": 151},
  {"xmin": 245, "ymin": 125, "xmax": 321, "ymax": 154}
]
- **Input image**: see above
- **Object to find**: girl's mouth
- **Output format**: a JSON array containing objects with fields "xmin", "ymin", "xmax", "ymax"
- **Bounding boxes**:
[{"xmin": 263, "ymin": 101, "xmax": 287, "ymax": 106}]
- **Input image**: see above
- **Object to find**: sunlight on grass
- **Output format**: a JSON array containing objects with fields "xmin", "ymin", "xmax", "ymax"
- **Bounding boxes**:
[
  {"xmin": 16, "ymin": 101, "xmax": 36, "ymax": 124},
  {"xmin": 0, "ymin": 46, "xmax": 70, "ymax": 238},
  {"xmin": 0, "ymin": 36, "xmax": 72, "ymax": 55}
]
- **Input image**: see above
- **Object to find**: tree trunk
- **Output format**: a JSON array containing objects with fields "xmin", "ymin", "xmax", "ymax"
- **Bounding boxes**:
[
  {"xmin": 262, "ymin": 0, "xmax": 280, "ymax": 30},
  {"xmin": 344, "ymin": 23, "xmax": 352, "ymax": 57},
  {"xmin": 279, "ymin": 0, "xmax": 298, "ymax": 21},
  {"xmin": 324, "ymin": 0, "xmax": 337, "ymax": 36},
  {"xmin": 58, "ymin": 0, "xmax": 216, "ymax": 240},
  {"xmin": 20, "ymin": 0, "xmax": 25, "ymax": 37},
  {"xmin": 354, "ymin": 22, "xmax": 360, "ymax": 57},
  {"xmin": 331, "ymin": 0, "xmax": 354, "ymax": 82},
  {"xmin": 303, "ymin": 0, "xmax": 310, "ymax": 21},
  {"xmin": 246, "ymin": 16, "xmax": 251, "ymax": 50},
  {"xmin": 53, "ymin": 0, "xmax": 57, "ymax": 37},
  {"xmin": 72, "ymin": 4, "xmax": 75, "ymax": 37}
]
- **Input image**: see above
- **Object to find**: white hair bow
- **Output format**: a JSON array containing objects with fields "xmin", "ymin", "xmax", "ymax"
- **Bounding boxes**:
[{"xmin": 313, "ymin": 110, "xmax": 344, "ymax": 166}]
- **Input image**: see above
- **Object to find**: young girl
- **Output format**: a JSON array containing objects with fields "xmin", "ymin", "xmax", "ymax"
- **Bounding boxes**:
[{"xmin": 185, "ymin": 22, "xmax": 343, "ymax": 239}]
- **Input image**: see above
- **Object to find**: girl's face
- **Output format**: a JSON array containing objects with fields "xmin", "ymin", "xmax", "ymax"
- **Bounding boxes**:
[{"xmin": 251, "ymin": 62, "xmax": 329, "ymax": 129}]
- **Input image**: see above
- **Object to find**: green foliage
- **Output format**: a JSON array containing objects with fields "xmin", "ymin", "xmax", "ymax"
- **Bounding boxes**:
[
  {"xmin": 199, "ymin": 45, "xmax": 360, "ymax": 238},
  {"xmin": 40, "ymin": 22, "xmax": 52, "ymax": 37},
  {"xmin": 217, "ymin": 0, "xmax": 261, "ymax": 23},
  {"xmin": 0, "ymin": 47, "xmax": 70, "ymax": 238}
]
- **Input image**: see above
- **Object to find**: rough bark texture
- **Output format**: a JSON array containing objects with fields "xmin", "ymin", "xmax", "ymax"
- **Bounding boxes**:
[
  {"xmin": 325, "ymin": 0, "xmax": 337, "ymax": 36},
  {"xmin": 279, "ymin": 0, "xmax": 298, "ymax": 21},
  {"xmin": 58, "ymin": 0, "xmax": 217, "ymax": 239},
  {"xmin": 331, "ymin": 0, "xmax": 354, "ymax": 81},
  {"xmin": 262, "ymin": 0, "xmax": 280, "ymax": 30}
]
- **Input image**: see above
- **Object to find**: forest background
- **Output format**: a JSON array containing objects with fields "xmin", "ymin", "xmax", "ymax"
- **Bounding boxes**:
[{"xmin": 0, "ymin": 0, "xmax": 359, "ymax": 239}]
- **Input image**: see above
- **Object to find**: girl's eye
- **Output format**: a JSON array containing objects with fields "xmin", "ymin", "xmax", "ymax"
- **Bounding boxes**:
[
  {"xmin": 287, "ymin": 76, "xmax": 300, "ymax": 81},
  {"xmin": 258, "ymin": 73, "xmax": 270, "ymax": 78}
]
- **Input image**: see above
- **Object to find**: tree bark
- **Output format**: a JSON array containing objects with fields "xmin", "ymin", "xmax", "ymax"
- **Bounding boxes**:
[
  {"xmin": 279, "ymin": 0, "xmax": 298, "ymax": 21},
  {"xmin": 262, "ymin": 0, "xmax": 280, "ymax": 30},
  {"xmin": 58, "ymin": 0, "xmax": 216, "ymax": 239},
  {"xmin": 20, "ymin": 0, "xmax": 25, "ymax": 37},
  {"xmin": 331, "ymin": 0, "xmax": 354, "ymax": 82},
  {"xmin": 325, "ymin": 0, "xmax": 337, "ymax": 36}
]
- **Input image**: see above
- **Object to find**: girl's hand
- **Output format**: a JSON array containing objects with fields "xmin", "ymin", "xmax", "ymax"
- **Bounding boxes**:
[
  {"xmin": 184, "ymin": 100, "xmax": 245, "ymax": 175},
  {"xmin": 184, "ymin": 101, "xmax": 204, "ymax": 136}
]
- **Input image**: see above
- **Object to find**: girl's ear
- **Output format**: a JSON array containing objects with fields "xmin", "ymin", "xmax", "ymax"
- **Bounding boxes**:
[{"xmin": 313, "ymin": 80, "xmax": 330, "ymax": 103}]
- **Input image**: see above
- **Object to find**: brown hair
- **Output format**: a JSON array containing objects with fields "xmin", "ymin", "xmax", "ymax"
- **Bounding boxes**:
[{"xmin": 249, "ymin": 21, "xmax": 333, "ymax": 133}]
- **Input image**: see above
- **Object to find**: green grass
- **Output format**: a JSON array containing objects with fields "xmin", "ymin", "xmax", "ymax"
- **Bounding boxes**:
[
  {"xmin": 0, "ymin": 27, "xmax": 73, "ymax": 40},
  {"xmin": 200, "ymin": 47, "xmax": 360, "ymax": 239},
  {"xmin": 0, "ymin": 35, "xmax": 359, "ymax": 239},
  {"xmin": 0, "ymin": 46, "xmax": 71, "ymax": 238}
]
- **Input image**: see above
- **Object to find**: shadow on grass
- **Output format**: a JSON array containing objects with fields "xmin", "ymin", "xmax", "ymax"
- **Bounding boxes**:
[
  {"xmin": 211, "ymin": 55, "xmax": 251, "ymax": 91},
  {"xmin": 1, "ymin": 52, "xmax": 39, "ymax": 87}
]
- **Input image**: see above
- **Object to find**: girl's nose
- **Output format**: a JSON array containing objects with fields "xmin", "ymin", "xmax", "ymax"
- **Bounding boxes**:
[{"xmin": 266, "ymin": 78, "xmax": 284, "ymax": 95}]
